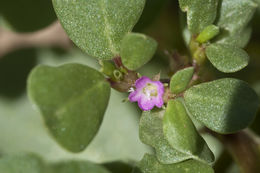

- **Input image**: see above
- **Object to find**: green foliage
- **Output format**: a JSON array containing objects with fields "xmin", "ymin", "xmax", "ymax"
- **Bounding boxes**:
[
  {"xmin": 0, "ymin": 154, "xmax": 45, "ymax": 173},
  {"xmin": 196, "ymin": 25, "xmax": 220, "ymax": 43},
  {"xmin": 214, "ymin": 27, "xmax": 252, "ymax": 48},
  {"xmin": 213, "ymin": 0, "xmax": 257, "ymax": 49},
  {"xmin": 0, "ymin": 154, "xmax": 113, "ymax": 173},
  {"xmin": 27, "ymin": 63, "xmax": 111, "ymax": 152},
  {"xmin": 170, "ymin": 67, "xmax": 194, "ymax": 94},
  {"xmin": 133, "ymin": 0, "xmax": 168, "ymax": 31},
  {"xmin": 206, "ymin": 43, "xmax": 249, "ymax": 73},
  {"xmin": 103, "ymin": 162, "xmax": 134, "ymax": 173},
  {"xmin": 163, "ymin": 99, "xmax": 214, "ymax": 163},
  {"xmin": 138, "ymin": 154, "xmax": 214, "ymax": 173},
  {"xmin": 216, "ymin": 0, "xmax": 257, "ymax": 33},
  {"xmin": 52, "ymin": 0, "xmax": 145, "ymax": 60},
  {"xmin": 0, "ymin": 49, "xmax": 36, "ymax": 98},
  {"xmin": 0, "ymin": 0, "xmax": 56, "ymax": 32},
  {"xmin": 1, "ymin": 0, "xmax": 260, "ymax": 172},
  {"xmin": 184, "ymin": 78, "xmax": 259, "ymax": 134},
  {"xmin": 49, "ymin": 161, "xmax": 111, "ymax": 173},
  {"xmin": 179, "ymin": 0, "xmax": 218, "ymax": 33},
  {"xmin": 121, "ymin": 33, "xmax": 157, "ymax": 70},
  {"xmin": 139, "ymin": 109, "xmax": 190, "ymax": 164}
]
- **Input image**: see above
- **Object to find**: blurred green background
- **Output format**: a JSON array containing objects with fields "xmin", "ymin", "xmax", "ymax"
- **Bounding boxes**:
[{"xmin": 0, "ymin": 0, "xmax": 259, "ymax": 172}]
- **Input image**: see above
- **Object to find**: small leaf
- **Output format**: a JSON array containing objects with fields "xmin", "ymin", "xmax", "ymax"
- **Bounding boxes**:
[
  {"xmin": 0, "ymin": 154, "xmax": 45, "ymax": 173},
  {"xmin": 170, "ymin": 67, "xmax": 194, "ymax": 94},
  {"xmin": 184, "ymin": 78, "xmax": 260, "ymax": 134},
  {"xmin": 163, "ymin": 99, "xmax": 214, "ymax": 164},
  {"xmin": 139, "ymin": 109, "xmax": 190, "ymax": 164},
  {"xmin": 179, "ymin": 0, "xmax": 218, "ymax": 33},
  {"xmin": 139, "ymin": 154, "xmax": 214, "ymax": 173},
  {"xmin": 216, "ymin": 0, "xmax": 257, "ymax": 33},
  {"xmin": 196, "ymin": 25, "xmax": 220, "ymax": 43},
  {"xmin": 52, "ymin": 0, "xmax": 145, "ymax": 60},
  {"xmin": 206, "ymin": 43, "xmax": 249, "ymax": 73},
  {"xmin": 28, "ymin": 63, "xmax": 111, "ymax": 152},
  {"xmin": 214, "ymin": 27, "xmax": 252, "ymax": 48},
  {"xmin": 120, "ymin": 33, "xmax": 157, "ymax": 70},
  {"xmin": 49, "ymin": 160, "xmax": 111, "ymax": 173}
]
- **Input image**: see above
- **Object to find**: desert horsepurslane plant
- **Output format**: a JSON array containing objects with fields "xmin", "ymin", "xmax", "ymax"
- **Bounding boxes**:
[{"xmin": 26, "ymin": 0, "xmax": 260, "ymax": 172}]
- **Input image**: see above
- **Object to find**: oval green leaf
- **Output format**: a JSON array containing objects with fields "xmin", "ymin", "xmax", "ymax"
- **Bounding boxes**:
[
  {"xmin": 206, "ymin": 43, "xmax": 249, "ymax": 73},
  {"xmin": 139, "ymin": 154, "xmax": 214, "ymax": 173},
  {"xmin": 163, "ymin": 99, "xmax": 214, "ymax": 164},
  {"xmin": 139, "ymin": 109, "xmax": 190, "ymax": 164},
  {"xmin": 0, "ymin": 154, "xmax": 45, "ymax": 173},
  {"xmin": 120, "ymin": 33, "xmax": 157, "ymax": 70},
  {"xmin": 49, "ymin": 160, "xmax": 111, "ymax": 173},
  {"xmin": 216, "ymin": 0, "xmax": 257, "ymax": 33},
  {"xmin": 28, "ymin": 63, "xmax": 111, "ymax": 152},
  {"xmin": 52, "ymin": 0, "xmax": 145, "ymax": 60},
  {"xmin": 170, "ymin": 67, "xmax": 194, "ymax": 94},
  {"xmin": 184, "ymin": 78, "xmax": 259, "ymax": 134},
  {"xmin": 178, "ymin": 0, "xmax": 218, "ymax": 34}
]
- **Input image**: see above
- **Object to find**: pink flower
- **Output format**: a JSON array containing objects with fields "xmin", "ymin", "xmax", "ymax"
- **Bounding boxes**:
[{"xmin": 129, "ymin": 76, "xmax": 164, "ymax": 111}]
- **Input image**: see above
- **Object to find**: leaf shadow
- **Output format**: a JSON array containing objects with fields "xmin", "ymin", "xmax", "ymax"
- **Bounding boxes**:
[
  {"xmin": 0, "ymin": 48, "xmax": 37, "ymax": 99},
  {"xmin": 225, "ymin": 82, "xmax": 259, "ymax": 133}
]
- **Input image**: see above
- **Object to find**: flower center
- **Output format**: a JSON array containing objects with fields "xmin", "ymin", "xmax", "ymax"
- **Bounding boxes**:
[{"xmin": 142, "ymin": 83, "xmax": 158, "ymax": 99}]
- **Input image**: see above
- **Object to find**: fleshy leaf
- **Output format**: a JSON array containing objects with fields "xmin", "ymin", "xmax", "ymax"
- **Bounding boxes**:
[
  {"xmin": 120, "ymin": 33, "xmax": 157, "ymax": 70},
  {"xmin": 163, "ymin": 99, "xmax": 214, "ymax": 164},
  {"xmin": 139, "ymin": 154, "xmax": 214, "ymax": 173},
  {"xmin": 139, "ymin": 109, "xmax": 190, "ymax": 164},
  {"xmin": 178, "ymin": 0, "xmax": 218, "ymax": 33},
  {"xmin": 196, "ymin": 25, "xmax": 220, "ymax": 43},
  {"xmin": 0, "ymin": 154, "xmax": 45, "ymax": 173},
  {"xmin": 216, "ymin": 0, "xmax": 257, "ymax": 33},
  {"xmin": 170, "ymin": 67, "xmax": 194, "ymax": 94},
  {"xmin": 214, "ymin": 27, "xmax": 252, "ymax": 48},
  {"xmin": 184, "ymin": 78, "xmax": 259, "ymax": 134},
  {"xmin": 49, "ymin": 160, "xmax": 111, "ymax": 173},
  {"xmin": 206, "ymin": 43, "xmax": 249, "ymax": 73},
  {"xmin": 52, "ymin": 0, "xmax": 145, "ymax": 60},
  {"xmin": 27, "ymin": 63, "xmax": 111, "ymax": 152}
]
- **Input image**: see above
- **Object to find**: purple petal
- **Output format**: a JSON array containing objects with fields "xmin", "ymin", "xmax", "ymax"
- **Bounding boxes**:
[
  {"xmin": 152, "ymin": 81, "xmax": 165, "ymax": 95},
  {"xmin": 135, "ymin": 76, "xmax": 152, "ymax": 88},
  {"xmin": 138, "ymin": 97, "xmax": 156, "ymax": 111},
  {"xmin": 129, "ymin": 91, "xmax": 141, "ymax": 102},
  {"xmin": 155, "ymin": 97, "xmax": 164, "ymax": 108}
]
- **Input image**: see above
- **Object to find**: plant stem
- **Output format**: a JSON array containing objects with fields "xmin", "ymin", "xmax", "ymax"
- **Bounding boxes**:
[
  {"xmin": 220, "ymin": 130, "xmax": 260, "ymax": 173},
  {"xmin": 204, "ymin": 129, "xmax": 260, "ymax": 173}
]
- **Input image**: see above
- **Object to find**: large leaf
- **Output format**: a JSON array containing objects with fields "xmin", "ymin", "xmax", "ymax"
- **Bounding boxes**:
[
  {"xmin": 28, "ymin": 63, "xmax": 111, "ymax": 152},
  {"xmin": 49, "ymin": 160, "xmax": 111, "ymax": 173},
  {"xmin": 170, "ymin": 67, "xmax": 194, "ymax": 94},
  {"xmin": 120, "ymin": 33, "xmax": 157, "ymax": 70},
  {"xmin": 52, "ymin": 0, "xmax": 145, "ymax": 60},
  {"xmin": 139, "ymin": 109, "xmax": 190, "ymax": 164},
  {"xmin": 0, "ymin": 154, "xmax": 45, "ymax": 173},
  {"xmin": 163, "ymin": 99, "xmax": 214, "ymax": 164},
  {"xmin": 216, "ymin": 0, "xmax": 257, "ymax": 33},
  {"xmin": 138, "ymin": 154, "xmax": 214, "ymax": 173},
  {"xmin": 206, "ymin": 43, "xmax": 249, "ymax": 73},
  {"xmin": 184, "ymin": 78, "xmax": 259, "ymax": 134},
  {"xmin": 179, "ymin": 0, "xmax": 218, "ymax": 33}
]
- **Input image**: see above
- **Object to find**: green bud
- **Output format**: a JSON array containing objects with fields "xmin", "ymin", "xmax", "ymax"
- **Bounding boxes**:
[
  {"xmin": 100, "ymin": 60, "xmax": 116, "ymax": 78},
  {"xmin": 196, "ymin": 25, "xmax": 220, "ymax": 43}
]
